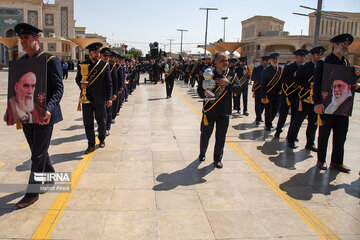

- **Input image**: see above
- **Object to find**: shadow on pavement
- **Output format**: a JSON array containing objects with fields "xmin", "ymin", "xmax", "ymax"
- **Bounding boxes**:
[
  {"xmin": 50, "ymin": 133, "xmax": 86, "ymax": 146},
  {"xmin": 269, "ymin": 148, "xmax": 313, "ymax": 170},
  {"xmin": 61, "ymin": 125, "xmax": 84, "ymax": 131},
  {"xmin": 279, "ymin": 166, "xmax": 350, "ymax": 200},
  {"xmin": 0, "ymin": 191, "xmax": 24, "ymax": 216},
  {"xmin": 153, "ymin": 159, "xmax": 214, "ymax": 191},
  {"xmin": 15, "ymin": 150, "xmax": 84, "ymax": 172}
]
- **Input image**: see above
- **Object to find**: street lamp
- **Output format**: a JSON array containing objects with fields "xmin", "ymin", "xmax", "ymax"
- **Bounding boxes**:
[
  {"xmin": 177, "ymin": 29, "xmax": 188, "ymax": 56},
  {"xmin": 199, "ymin": 7, "xmax": 218, "ymax": 56},
  {"xmin": 221, "ymin": 17, "xmax": 228, "ymax": 42},
  {"xmin": 167, "ymin": 39, "xmax": 175, "ymax": 53}
]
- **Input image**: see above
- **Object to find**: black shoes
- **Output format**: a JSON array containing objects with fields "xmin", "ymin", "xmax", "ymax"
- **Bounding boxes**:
[
  {"xmin": 99, "ymin": 141, "xmax": 105, "ymax": 148},
  {"xmin": 111, "ymin": 119, "xmax": 115, "ymax": 124},
  {"xmin": 265, "ymin": 126, "xmax": 271, "ymax": 131},
  {"xmin": 256, "ymin": 121, "xmax": 260, "ymax": 126},
  {"xmin": 214, "ymin": 161, "xmax": 223, "ymax": 169},
  {"xmin": 105, "ymin": 130, "xmax": 110, "ymax": 136},
  {"xmin": 287, "ymin": 141, "xmax": 298, "ymax": 149},
  {"xmin": 16, "ymin": 195, "xmax": 39, "ymax": 209},
  {"xmin": 274, "ymin": 130, "xmax": 281, "ymax": 139},
  {"xmin": 85, "ymin": 146, "xmax": 95, "ymax": 154},
  {"xmin": 198, "ymin": 155, "xmax": 205, "ymax": 162},
  {"xmin": 243, "ymin": 111, "xmax": 249, "ymax": 116},
  {"xmin": 305, "ymin": 144, "xmax": 318, "ymax": 152}
]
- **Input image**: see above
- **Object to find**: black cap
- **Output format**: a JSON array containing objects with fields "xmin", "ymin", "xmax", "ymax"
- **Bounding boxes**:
[
  {"xmin": 85, "ymin": 42, "xmax": 103, "ymax": 51},
  {"xmin": 100, "ymin": 47, "xmax": 111, "ymax": 55},
  {"xmin": 330, "ymin": 33, "xmax": 353, "ymax": 44},
  {"xmin": 239, "ymin": 57, "xmax": 246, "ymax": 62},
  {"xmin": 309, "ymin": 46, "xmax": 326, "ymax": 55},
  {"xmin": 260, "ymin": 56, "xmax": 269, "ymax": 60},
  {"xmin": 14, "ymin": 23, "xmax": 42, "ymax": 35},
  {"xmin": 269, "ymin": 53, "xmax": 280, "ymax": 59},
  {"xmin": 109, "ymin": 51, "xmax": 117, "ymax": 57},
  {"xmin": 293, "ymin": 49, "xmax": 309, "ymax": 56},
  {"xmin": 229, "ymin": 58, "xmax": 238, "ymax": 63}
]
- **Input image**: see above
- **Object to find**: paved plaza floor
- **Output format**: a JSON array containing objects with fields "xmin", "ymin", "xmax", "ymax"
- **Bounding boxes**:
[{"xmin": 0, "ymin": 71, "xmax": 359, "ymax": 239}]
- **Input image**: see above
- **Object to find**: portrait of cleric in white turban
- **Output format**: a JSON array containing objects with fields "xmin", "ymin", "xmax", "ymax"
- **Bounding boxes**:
[
  {"xmin": 322, "ymin": 63, "xmax": 357, "ymax": 116},
  {"xmin": 6, "ymin": 57, "xmax": 47, "ymax": 125}
]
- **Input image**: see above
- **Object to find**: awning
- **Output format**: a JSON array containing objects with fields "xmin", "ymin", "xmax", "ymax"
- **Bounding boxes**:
[
  {"xmin": 0, "ymin": 37, "xmax": 18, "ymax": 49},
  {"xmin": 66, "ymin": 38, "xmax": 109, "ymax": 49},
  {"xmin": 211, "ymin": 42, "xmax": 245, "ymax": 54}
]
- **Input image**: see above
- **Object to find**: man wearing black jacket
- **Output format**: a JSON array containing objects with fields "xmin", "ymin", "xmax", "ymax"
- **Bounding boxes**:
[
  {"xmin": 313, "ymin": 34, "xmax": 360, "ymax": 172},
  {"xmin": 75, "ymin": 42, "xmax": 112, "ymax": 154},
  {"xmin": 5, "ymin": 23, "xmax": 64, "ymax": 209},
  {"xmin": 197, "ymin": 52, "xmax": 239, "ymax": 169},
  {"xmin": 286, "ymin": 46, "xmax": 326, "ymax": 150}
]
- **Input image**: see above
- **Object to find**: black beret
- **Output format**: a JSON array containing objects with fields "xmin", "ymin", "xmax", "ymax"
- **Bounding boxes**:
[
  {"xmin": 85, "ymin": 42, "xmax": 103, "ymax": 51},
  {"xmin": 269, "ymin": 53, "xmax": 280, "ymax": 59},
  {"xmin": 260, "ymin": 56, "xmax": 269, "ymax": 60},
  {"xmin": 109, "ymin": 51, "xmax": 117, "ymax": 57},
  {"xmin": 100, "ymin": 47, "xmax": 111, "ymax": 55},
  {"xmin": 330, "ymin": 34, "xmax": 353, "ymax": 44},
  {"xmin": 229, "ymin": 58, "xmax": 238, "ymax": 63},
  {"xmin": 239, "ymin": 57, "xmax": 246, "ymax": 62},
  {"xmin": 309, "ymin": 46, "xmax": 326, "ymax": 54},
  {"xmin": 14, "ymin": 23, "xmax": 42, "ymax": 35},
  {"xmin": 293, "ymin": 49, "xmax": 309, "ymax": 56}
]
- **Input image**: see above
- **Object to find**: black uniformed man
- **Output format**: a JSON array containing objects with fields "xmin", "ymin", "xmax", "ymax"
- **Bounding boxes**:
[
  {"xmin": 110, "ymin": 52, "xmax": 120, "ymax": 123},
  {"xmin": 100, "ymin": 48, "xmax": 117, "ymax": 136},
  {"xmin": 164, "ymin": 57, "xmax": 176, "ymax": 98},
  {"xmin": 252, "ymin": 56, "xmax": 269, "ymax": 125},
  {"xmin": 286, "ymin": 46, "xmax": 326, "ymax": 150},
  {"xmin": 314, "ymin": 34, "xmax": 360, "ymax": 172},
  {"xmin": 4, "ymin": 23, "xmax": 63, "ymax": 208},
  {"xmin": 261, "ymin": 53, "xmax": 283, "ymax": 131},
  {"xmin": 197, "ymin": 52, "xmax": 240, "ymax": 168},
  {"xmin": 274, "ymin": 49, "xmax": 308, "ymax": 138},
  {"xmin": 235, "ymin": 57, "xmax": 250, "ymax": 115},
  {"xmin": 75, "ymin": 42, "xmax": 112, "ymax": 154}
]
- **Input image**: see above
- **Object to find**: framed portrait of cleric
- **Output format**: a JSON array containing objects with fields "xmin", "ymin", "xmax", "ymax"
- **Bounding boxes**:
[
  {"xmin": 6, "ymin": 57, "xmax": 47, "ymax": 125},
  {"xmin": 321, "ymin": 63, "xmax": 357, "ymax": 116}
]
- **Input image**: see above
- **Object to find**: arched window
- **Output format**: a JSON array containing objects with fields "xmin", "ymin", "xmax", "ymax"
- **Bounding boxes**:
[
  {"xmin": 355, "ymin": 22, "xmax": 358, "ymax": 36},
  {"xmin": 330, "ymin": 21, "xmax": 333, "ymax": 35},
  {"xmin": 334, "ymin": 21, "xmax": 337, "ymax": 35},
  {"xmin": 351, "ymin": 22, "xmax": 354, "ymax": 34}
]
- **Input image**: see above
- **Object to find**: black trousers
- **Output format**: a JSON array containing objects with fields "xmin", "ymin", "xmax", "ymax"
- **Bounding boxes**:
[
  {"xmin": 82, "ymin": 103, "xmax": 106, "ymax": 147},
  {"xmin": 233, "ymin": 92, "xmax": 240, "ymax": 111},
  {"xmin": 264, "ymin": 93, "xmax": 281, "ymax": 128},
  {"xmin": 286, "ymin": 101, "xmax": 317, "ymax": 145},
  {"xmin": 106, "ymin": 105, "xmax": 112, "ymax": 131},
  {"xmin": 166, "ymin": 78, "xmax": 174, "ymax": 97},
  {"xmin": 317, "ymin": 114, "xmax": 349, "ymax": 164},
  {"xmin": 23, "ymin": 124, "xmax": 54, "ymax": 197},
  {"xmin": 200, "ymin": 115, "xmax": 229, "ymax": 162},
  {"xmin": 254, "ymin": 90, "xmax": 264, "ymax": 121},
  {"xmin": 275, "ymin": 93, "xmax": 298, "ymax": 133},
  {"xmin": 239, "ymin": 85, "xmax": 248, "ymax": 112},
  {"xmin": 112, "ymin": 95, "xmax": 119, "ymax": 120}
]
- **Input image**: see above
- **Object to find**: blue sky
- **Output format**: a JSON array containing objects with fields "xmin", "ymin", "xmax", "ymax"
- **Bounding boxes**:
[{"xmin": 72, "ymin": 0, "xmax": 360, "ymax": 55}]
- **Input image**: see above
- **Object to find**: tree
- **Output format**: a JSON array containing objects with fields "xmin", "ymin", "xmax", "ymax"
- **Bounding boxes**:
[{"xmin": 128, "ymin": 48, "xmax": 143, "ymax": 58}]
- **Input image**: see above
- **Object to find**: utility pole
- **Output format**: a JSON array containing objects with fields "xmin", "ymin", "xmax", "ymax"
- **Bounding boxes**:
[
  {"xmin": 221, "ymin": 17, "xmax": 228, "ymax": 42},
  {"xmin": 167, "ymin": 39, "xmax": 175, "ymax": 53},
  {"xmin": 200, "ymin": 8, "xmax": 218, "ymax": 56},
  {"xmin": 177, "ymin": 29, "xmax": 188, "ymax": 56}
]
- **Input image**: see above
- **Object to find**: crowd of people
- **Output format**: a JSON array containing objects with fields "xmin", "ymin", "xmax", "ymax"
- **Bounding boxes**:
[{"xmin": 3, "ymin": 22, "xmax": 360, "ymax": 209}]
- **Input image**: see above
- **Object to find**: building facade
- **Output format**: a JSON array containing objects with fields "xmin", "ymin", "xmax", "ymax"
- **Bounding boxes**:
[
  {"xmin": 0, "ymin": 0, "xmax": 97, "ymax": 66},
  {"xmin": 240, "ymin": 13, "xmax": 360, "ymax": 66}
]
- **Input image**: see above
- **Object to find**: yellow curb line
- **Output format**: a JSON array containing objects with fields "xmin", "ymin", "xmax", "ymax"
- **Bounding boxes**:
[
  {"xmin": 31, "ymin": 141, "xmax": 98, "ymax": 239},
  {"xmin": 174, "ymin": 89, "xmax": 339, "ymax": 240}
]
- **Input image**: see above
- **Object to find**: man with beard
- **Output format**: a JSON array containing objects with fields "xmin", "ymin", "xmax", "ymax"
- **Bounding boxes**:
[
  {"xmin": 7, "ymin": 72, "xmax": 45, "ymax": 124},
  {"xmin": 197, "ymin": 52, "xmax": 240, "ymax": 169},
  {"xmin": 4, "ymin": 23, "xmax": 63, "ymax": 209},
  {"xmin": 314, "ymin": 33, "xmax": 360, "ymax": 172},
  {"xmin": 76, "ymin": 42, "xmax": 112, "ymax": 154},
  {"xmin": 324, "ymin": 78, "xmax": 353, "ymax": 115}
]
